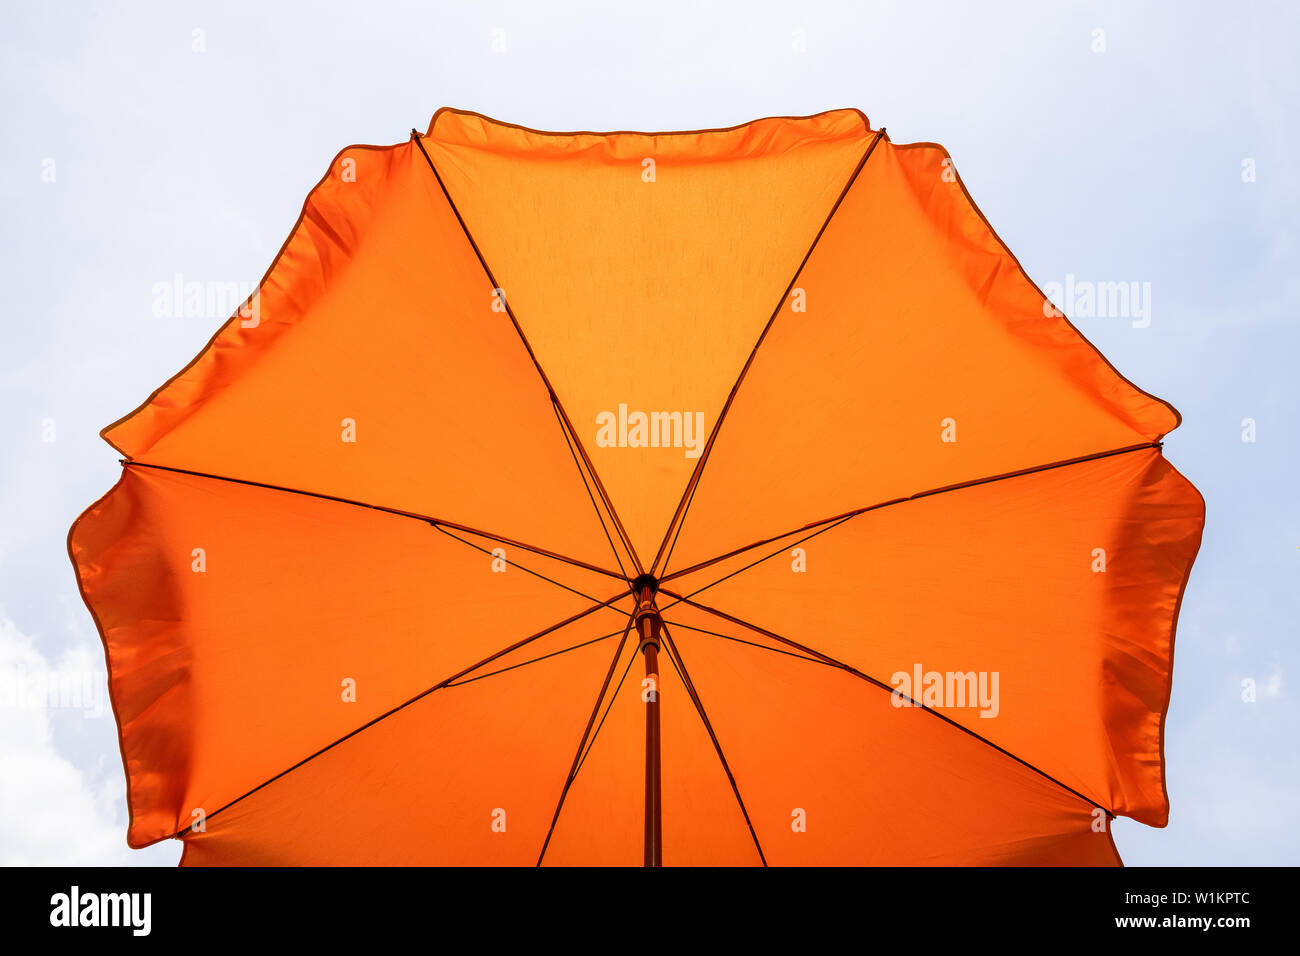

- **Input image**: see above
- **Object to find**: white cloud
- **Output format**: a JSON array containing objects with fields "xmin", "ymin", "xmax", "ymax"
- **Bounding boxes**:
[{"xmin": 0, "ymin": 609, "xmax": 179, "ymax": 865}]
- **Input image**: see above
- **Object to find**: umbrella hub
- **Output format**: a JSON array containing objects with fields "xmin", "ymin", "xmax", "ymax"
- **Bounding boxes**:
[
  {"xmin": 632, "ymin": 576, "xmax": 662, "ymax": 652},
  {"xmin": 631, "ymin": 572, "xmax": 659, "ymax": 597}
]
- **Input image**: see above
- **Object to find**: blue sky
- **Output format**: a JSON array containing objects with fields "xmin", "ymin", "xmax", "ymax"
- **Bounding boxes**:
[{"xmin": 0, "ymin": 0, "xmax": 1295, "ymax": 865}]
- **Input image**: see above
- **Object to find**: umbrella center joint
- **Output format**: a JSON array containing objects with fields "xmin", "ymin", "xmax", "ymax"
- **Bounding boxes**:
[{"xmin": 633, "ymin": 576, "xmax": 662, "ymax": 653}]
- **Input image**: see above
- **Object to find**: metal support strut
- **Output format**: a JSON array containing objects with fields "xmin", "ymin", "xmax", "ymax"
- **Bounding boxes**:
[{"xmin": 634, "ymin": 576, "xmax": 663, "ymax": 867}]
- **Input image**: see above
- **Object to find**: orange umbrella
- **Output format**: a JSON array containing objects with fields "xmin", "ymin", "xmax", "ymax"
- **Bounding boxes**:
[{"xmin": 69, "ymin": 108, "xmax": 1204, "ymax": 866}]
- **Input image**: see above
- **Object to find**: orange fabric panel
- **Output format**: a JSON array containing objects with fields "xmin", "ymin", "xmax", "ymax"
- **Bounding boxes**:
[
  {"xmin": 665, "ymin": 138, "xmax": 1179, "ymax": 575},
  {"xmin": 665, "ymin": 448, "xmax": 1204, "ymax": 826},
  {"xmin": 179, "ymin": 636, "xmax": 619, "ymax": 865},
  {"xmin": 425, "ymin": 109, "xmax": 874, "ymax": 562},
  {"xmin": 541, "ymin": 636, "xmax": 763, "ymax": 866},
  {"xmin": 660, "ymin": 615, "xmax": 1121, "ymax": 865},
  {"xmin": 102, "ymin": 138, "xmax": 617, "ymax": 572},
  {"xmin": 69, "ymin": 464, "xmax": 630, "ymax": 848}
]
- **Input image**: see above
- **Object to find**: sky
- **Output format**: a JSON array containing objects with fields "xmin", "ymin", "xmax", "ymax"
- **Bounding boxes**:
[{"xmin": 0, "ymin": 0, "xmax": 1296, "ymax": 866}]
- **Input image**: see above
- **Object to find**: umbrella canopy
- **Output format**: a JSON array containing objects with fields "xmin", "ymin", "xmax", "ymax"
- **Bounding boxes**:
[{"xmin": 69, "ymin": 108, "xmax": 1204, "ymax": 866}]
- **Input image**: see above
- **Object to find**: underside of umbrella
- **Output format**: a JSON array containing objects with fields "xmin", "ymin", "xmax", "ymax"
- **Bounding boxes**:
[{"xmin": 69, "ymin": 108, "xmax": 1204, "ymax": 865}]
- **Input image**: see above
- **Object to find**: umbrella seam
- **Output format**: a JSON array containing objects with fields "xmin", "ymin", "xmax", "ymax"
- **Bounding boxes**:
[
  {"xmin": 537, "ymin": 611, "xmax": 638, "ymax": 866},
  {"xmin": 411, "ymin": 130, "xmax": 645, "ymax": 578},
  {"xmin": 650, "ymin": 128, "xmax": 888, "ymax": 578},
  {"xmin": 661, "ymin": 441, "xmax": 1163, "ymax": 584},
  {"xmin": 120, "ymin": 459, "xmax": 625, "ymax": 583},
  {"xmin": 432, "ymin": 522, "xmax": 614, "ymax": 606},
  {"xmin": 573, "ymin": 647, "xmax": 640, "ymax": 779},
  {"xmin": 659, "ymin": 623, "xmax": 769, "ymax": 866},
  {"xmin": 551, "ymin": 399, "xmax": 631, "ymax": 582},
  {"xmin": 657, "ymin": 619, "xmax": 828, "ymax": 666},
  {"xmin": 445, "ymin": 626, "xmax": 627, "ymax": 688},
  {"xmin": 663, "ymin": 590, "xmax": 1119, "ymax": 821},
  {"xmin": 163, "ymin": 591, "xmax": 632, "ymax": 844}
]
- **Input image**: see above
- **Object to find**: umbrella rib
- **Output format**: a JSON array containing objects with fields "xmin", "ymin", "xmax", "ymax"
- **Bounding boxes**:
[
  {"xmin": 656, "ymin": 618, "xmax": 829, "ymax": 667},
  {"xmin": 549, "ymin": 396, "xmax": 642, "ymax": 579},
  {"xmin": 445, "ymin": 624, "xmax": 628, "ymax": 687},
  {"xmin": 431, "ymin": 522, "xmax": 613, "ymax": 606},
  {"xmin": 162, "ymin": 589, "xmax": 631, "ymax": 842},
  {"xmin": 662, "ymin": 513, "xmax": 857, "ymax": 609},
  {"xmin": 663, "ymin": 590, "xmax": 1117, "ymax": 819},
  {"xmin": 659, "ymin": 622, "xmax": 768, "ymax": 866},
  {"xmin": 650, "ymin": 128, "xmax": 888, "ymax": 579},
  {"xmin": 551, "ymin": 400, "xmax": 631, "ymax": 581},
  {"xmin": 411, "ymin": 130, "xmax": 644, "ymax": 577},
  {"xmin": 536, "ymin": 610, "xmax": 638, "ymax": 866},
  {"xmin": 121, "ymin": 460, "xmax": 625, "ymax": 583},
  {"xmin": 572, "ymin": 640, "xmax": 640, "ymax": 778},
  {"xmin": 660, "ymin": 440, "xmax": 1163, "ymax": 584}
]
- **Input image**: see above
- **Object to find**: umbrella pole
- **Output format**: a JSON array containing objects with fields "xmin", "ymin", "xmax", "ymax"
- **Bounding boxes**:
[{"xmin": 635, "ymin": 580, "xmax": 663, "ymax": 867}]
